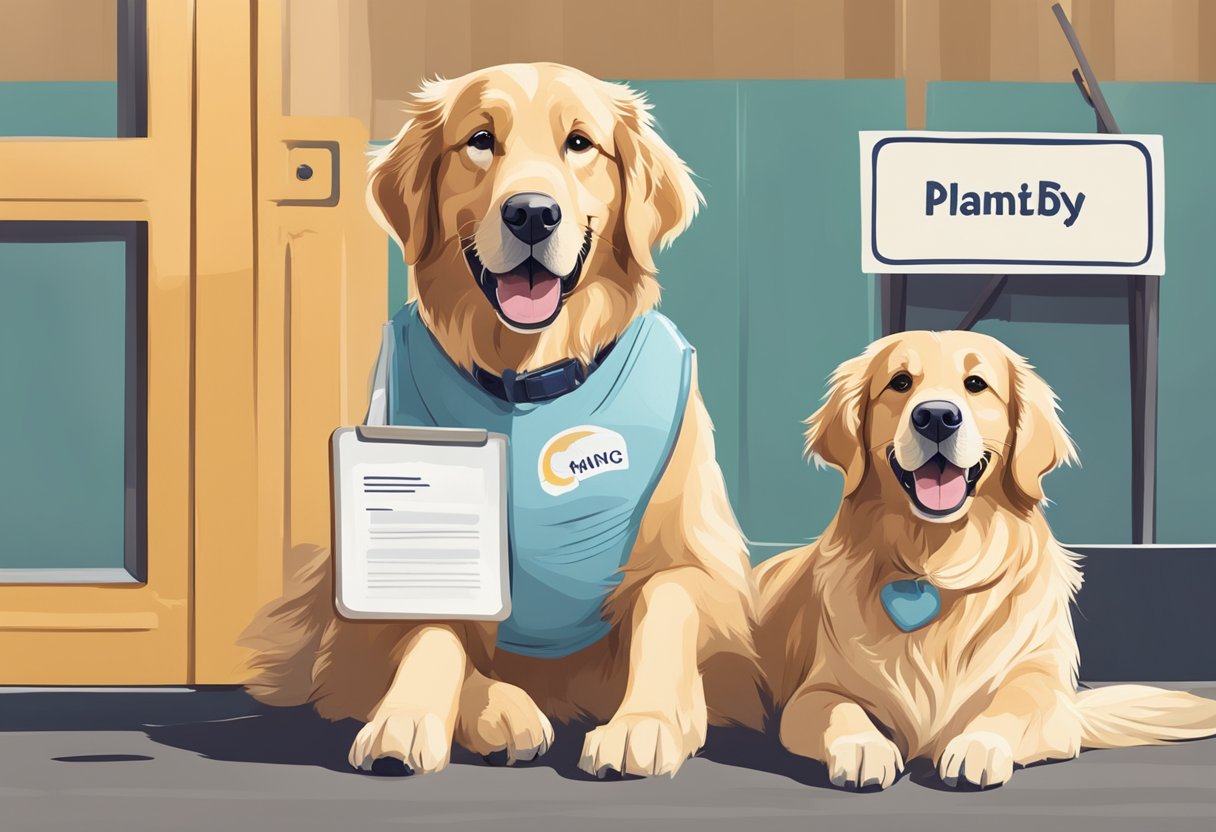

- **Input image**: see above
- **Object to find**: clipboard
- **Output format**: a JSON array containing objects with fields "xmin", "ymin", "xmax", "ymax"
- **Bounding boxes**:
[{"xmin": 330, "ymin": 424, "xmax": 511, "ymax": 621}]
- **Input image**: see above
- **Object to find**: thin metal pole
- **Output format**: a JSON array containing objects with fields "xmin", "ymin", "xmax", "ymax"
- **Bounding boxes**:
[
  {"xmin": 1128, "ymin": 275, "xmax": 1160, "ymax": 543},
  {"xmin": 1052, "ymin": 3, "xmax": 1119, "ymax": 134},
  {"xmin": 1053, "ymin": 1, "xmax": 1156, "ymax": 543},
  {"xmin": 956, "ymin": 275, "xmax": 1008, "ymax": 331},
  {"xmin": 880, "ymin": 274, "xmax": 907, "ymax": 335}
]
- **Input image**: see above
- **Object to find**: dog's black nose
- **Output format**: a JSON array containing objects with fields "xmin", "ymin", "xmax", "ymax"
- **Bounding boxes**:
[
  {"xmin": 502, "ymin": 192, "xmax": 561, "ymax": 245},
  {"xmin": 911, "ymin": 400, "xmax": 963, "ymax": 443}
]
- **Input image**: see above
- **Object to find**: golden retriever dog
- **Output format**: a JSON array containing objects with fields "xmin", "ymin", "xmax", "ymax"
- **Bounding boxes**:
[
  {"xmin": 754, "ymin": 330, "xmax": 1216, "ymax": 790},
  {"xmin": 241, "ymin": 62, "xmax": 755, "ymax": 779}
]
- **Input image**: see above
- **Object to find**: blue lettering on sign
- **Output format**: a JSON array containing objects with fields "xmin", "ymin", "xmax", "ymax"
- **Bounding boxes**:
[{"xmin": 925, "ymin": 179, "xmax": 1085, "ymax": 227}]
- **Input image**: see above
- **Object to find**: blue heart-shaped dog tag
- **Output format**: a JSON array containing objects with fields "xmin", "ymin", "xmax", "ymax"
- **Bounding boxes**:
[{"xmin": 880, "ymin": 580, "xmax": 942, "ymax": 632}]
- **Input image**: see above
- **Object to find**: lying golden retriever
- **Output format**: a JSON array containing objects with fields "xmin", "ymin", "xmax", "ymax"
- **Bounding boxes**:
[
  {"xmin": 755, "ymin": 330, "xmax": 1216, "ymax": 789},
  {"xmin": 242, "ymin": 62, "xmax": 755, "ymax": 778}
]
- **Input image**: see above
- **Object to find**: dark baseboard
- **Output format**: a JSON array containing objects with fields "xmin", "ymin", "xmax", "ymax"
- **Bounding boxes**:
[{"xmin": 1069, "ymin": 545, "xmax": 1216, "ymax": 681}]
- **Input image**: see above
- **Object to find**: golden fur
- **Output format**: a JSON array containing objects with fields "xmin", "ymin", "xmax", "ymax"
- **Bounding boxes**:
[
  {"xmin": 241, "ymin": 62, "xmax": 756, "ymax": 778},
  {"xmin": 752, "ymin": 330, "xmax": 1216, "ymax": 789}
]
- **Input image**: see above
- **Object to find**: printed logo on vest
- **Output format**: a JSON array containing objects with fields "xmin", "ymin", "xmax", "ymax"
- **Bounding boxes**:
[{"xmin": 538, "ymin": 425, "xmax": 630, "ymax": 496}]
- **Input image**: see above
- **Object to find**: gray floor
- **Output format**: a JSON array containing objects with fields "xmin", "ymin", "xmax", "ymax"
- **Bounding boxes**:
[{"xmin": 2, "ymin": 684, "xmax": 1215, "ymax": 832}]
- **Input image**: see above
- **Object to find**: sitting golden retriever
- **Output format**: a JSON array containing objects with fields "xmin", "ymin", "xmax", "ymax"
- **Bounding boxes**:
[
  {"xmin": 241, "ymin": 62, "xmax": 754, "ymax": 778},
  {"xmin": 755, "ymin": 330, "xmax": 1216, "ymax": 789}
]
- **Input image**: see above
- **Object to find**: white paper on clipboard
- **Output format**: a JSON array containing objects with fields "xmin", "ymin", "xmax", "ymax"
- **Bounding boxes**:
[{"xmin": 330, "ymin": 425, "xmax": 511, "ymax": 621}]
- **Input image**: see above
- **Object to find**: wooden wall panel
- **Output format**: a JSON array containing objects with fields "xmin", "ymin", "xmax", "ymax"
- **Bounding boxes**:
[
  {"xmin": 0, "ymin": 0, "xmax": 116, "ymax": 81},
  {"xmin": 844, "ymin": 0, "xmax": 902, "ymax": 78},
  {"xmin": 469, "ymin": 0, "xmax": 568, "ymax": 70},
  {"xmin": 989, "ymin": 0, "xmax": 1042, "ymax": 81},
  {"xmin": 903, "ymin": 0, "xmax": 940, "ymax": 128},
  {"xmin": 569, "ymin": 1, "xmax": 714, "ymax": 78},
  {"xmin": 711, "ymin": 0, "xmax": 849, "ymax": 79},
  {"xmin": 1203, "ymin": 1, "xmax": 1216, "ymax": 82},
  {"xmin": 1114, "ymin": 0, "xmax": 1181, "ymax": 81},
  {"xmin": 276, "ymin": 0, "xmax": 1216, "ymax": 138},
  {"xmin": 937, "ymin": 0, "xmax": 991, "ymax": 80},
  {"xmin": 1070, "ymin": 0, "xmax": 1116, "ymax": 80},
  {"xmin": 1169, "ymin": 0, "xmax": 1200, "ymax": 81},
  {"xmin": 1036, "ymin": 0, "xmax": 1081, "ymax": 82}
]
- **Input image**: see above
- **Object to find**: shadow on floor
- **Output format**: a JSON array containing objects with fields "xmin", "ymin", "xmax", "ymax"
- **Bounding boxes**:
[
  {"xmin": 698, "ymin": 722, "xmax": 837, "ymax": 788},
  {"xmin": 10, "ymin": 688, "xmax": 1111, "ymax": 789},
  {"xmin": 150, "ymin": 709, "xmax": 847, "ymax": 784},
  {"xmin": 0, "ymin": 688, "xmax": 850, "ymax": 784}
]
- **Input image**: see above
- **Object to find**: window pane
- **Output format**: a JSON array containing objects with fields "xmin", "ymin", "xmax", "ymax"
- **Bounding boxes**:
[
  {"xmin": 0, "ymin": 223, "xmax": 145, "ymax": 576},
  {"xmin": 0, "ymin": 0, "xmax": 145, "ymax": 138}
]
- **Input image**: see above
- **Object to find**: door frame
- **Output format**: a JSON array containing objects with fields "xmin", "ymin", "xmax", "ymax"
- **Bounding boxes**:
[{"xmin": 190, "ymin": 0, "xmax": 386, "ymax": 682}]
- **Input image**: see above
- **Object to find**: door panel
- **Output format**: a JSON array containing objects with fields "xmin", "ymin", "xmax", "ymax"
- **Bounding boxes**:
[{"xmin": 0, "ymin": 1, "xmax": 191, "ymax": 683}]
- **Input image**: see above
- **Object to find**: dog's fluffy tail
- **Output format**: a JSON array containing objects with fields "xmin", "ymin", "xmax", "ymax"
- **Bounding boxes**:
[
  {"xmin": 239, "ymin": 544, "xmax": 334, "ymax": 708},
  {"xmin": 1076, "ymin": 685, "xmax": 1216, "ymax": 749}
]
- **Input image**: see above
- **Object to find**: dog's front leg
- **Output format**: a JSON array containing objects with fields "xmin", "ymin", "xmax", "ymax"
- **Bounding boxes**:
[
  {"xmin": 349, "ymin": 624, "xmax": 468, "ymax": 775},
  {"xmin": 937, "ymin": 670, "xmax": 1080, "ymax": 789},
  {"xmin": 578, "ymin": 569, "xmax": 707, "ymax": 778},
  {"xmin": 780, "ymin": 686, "xmax": 904, "ymax": 790}
]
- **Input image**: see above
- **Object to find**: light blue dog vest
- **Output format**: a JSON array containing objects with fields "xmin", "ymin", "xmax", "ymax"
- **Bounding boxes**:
[{"xmin": 367, "ymin": 303, "xmax": 692, "ymax": 658}]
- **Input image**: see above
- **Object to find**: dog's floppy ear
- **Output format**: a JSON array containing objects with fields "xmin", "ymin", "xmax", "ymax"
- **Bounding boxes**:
[
  {"xmin": 1006, "ymin": 349, "xmax": 1078, "ymax": 506},
  {"xmin": 804, "ymin": 350, "xmax": 874, "ymax": 497},
  {"xmin": 609, "ymin": 83, "xmax": 704, "ymax": 276},
  {"xmin": 366, "ymin": 78, "xmax": 451, "ymax": 265}
]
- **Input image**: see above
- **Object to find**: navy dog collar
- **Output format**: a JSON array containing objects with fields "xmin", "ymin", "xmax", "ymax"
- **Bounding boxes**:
[{"xmin": 472, "ymin": 342, "xmax": 615, "ymax": 404}]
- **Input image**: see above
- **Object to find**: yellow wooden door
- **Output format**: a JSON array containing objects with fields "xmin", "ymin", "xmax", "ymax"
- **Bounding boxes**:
[
  {"xmin": 0, "ymin": 1, "xmax": 192, "ymax": 682},
  {"xmin": 189, "ymin": 0, "xmax": 386, "ymax": 682}
]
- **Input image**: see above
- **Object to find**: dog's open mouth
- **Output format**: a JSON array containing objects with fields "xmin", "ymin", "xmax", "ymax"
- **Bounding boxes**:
[
  {"xmin": 464, "ymin": 227, "xmax": 593, "ymax": 331},
  {"xmin": 888, "ymin": 449, "xmax": 991, "ymax": 516}
]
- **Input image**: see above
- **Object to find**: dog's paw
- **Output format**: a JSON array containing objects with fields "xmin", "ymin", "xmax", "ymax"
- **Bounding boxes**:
[
  {"xmin": 938, "ymin": 730, "xmax": 1015, "ymax": 789},
  {"xmin": 825, "ymin": 732, "xmax": 904, "ymax": 790},
  {"xmin": 578, "ymin": 710, "xmax": 704, "ymax": 779},
  {"xmin": 348, "ymin": 709, "xmax": 453, "ymax": 775},
  {"xmin": 455, "ymin": 679, "xmax": 554, "ymax": 765}
]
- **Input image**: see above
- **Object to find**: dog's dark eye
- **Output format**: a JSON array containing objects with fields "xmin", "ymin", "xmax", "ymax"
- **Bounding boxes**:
[
  {"xmin": 888, "ymin": 372, "xmax": 913, "ymax": 393},
  {"xmin": 964, "ymin": 375, "xmax": 988, "ymax": 393},
  {"xmin": 467, "ymin": 130, "xmax": 495, "ymax": 152},
  {"xmin": 565, "ymin": 132, "xmax": 593, "ymax": 152}
]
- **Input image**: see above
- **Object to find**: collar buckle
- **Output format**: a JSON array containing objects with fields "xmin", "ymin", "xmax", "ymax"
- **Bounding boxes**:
[{"xmin": 472, "ymin": 342, "xmax": 613, "ymax": 405}]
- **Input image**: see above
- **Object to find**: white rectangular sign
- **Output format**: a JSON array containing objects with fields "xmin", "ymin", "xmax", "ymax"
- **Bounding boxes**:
[
  {"xmin": 331, "ymin": 425, "xmax": 510, "ymax": 621},
  {"xmin": 860, "ymin": 131, "xmax": 1164, "ymax": 275}
]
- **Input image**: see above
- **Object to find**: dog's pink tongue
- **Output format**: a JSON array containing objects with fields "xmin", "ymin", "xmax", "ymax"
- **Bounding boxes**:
[
  {"xmin": 913, "ymin": 461, "xmax": 966, "ymax": 512},
  {"xmin": 495, "ymin": 273, "xmax": 561, "ymax": 325}
]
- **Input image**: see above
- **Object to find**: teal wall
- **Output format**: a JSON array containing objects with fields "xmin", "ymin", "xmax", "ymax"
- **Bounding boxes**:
[
  {"xmin": 386, "ymin": 81, "xmax": 1216, "ymax": 553},
  {"xmin": 3, "ymin": 79, "xmax": 1207, "ymax": 572},
  {"xmin": 1105, "ymin": 84, "xmax": 1216, "ymax": 546},
  {"xmin": 641, "ymin": 80, "xmax": 907, "ymax": 557},
  {"xmin": 925, "ymin": 82, "xmax": 1216, "ymax": 545}
]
